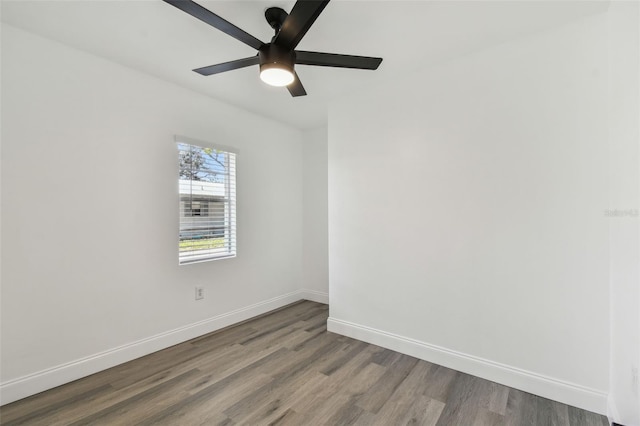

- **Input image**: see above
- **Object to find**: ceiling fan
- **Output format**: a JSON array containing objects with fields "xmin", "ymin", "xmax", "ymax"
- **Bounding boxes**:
[{"xmin": 163, "ymin": 0, "xmax": 383, "ymax": 97}]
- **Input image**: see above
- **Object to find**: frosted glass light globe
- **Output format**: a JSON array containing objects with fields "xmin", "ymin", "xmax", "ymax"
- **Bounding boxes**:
[{"xmin": 260, "ymin": 67, "xmax": 294, "ymax": 87}]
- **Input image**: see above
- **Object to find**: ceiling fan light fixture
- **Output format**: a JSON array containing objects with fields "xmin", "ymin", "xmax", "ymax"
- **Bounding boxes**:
[
  {"xmin": 164, "ymin": 0, "xmax": 383, "ymax": 97},
  {"xmin": 258, "ymin": 44, "xmax": 296, "ymax": 87},
  {"xmin": 260, "ymin": 63, "xmax": 295, "ymax": 87}
]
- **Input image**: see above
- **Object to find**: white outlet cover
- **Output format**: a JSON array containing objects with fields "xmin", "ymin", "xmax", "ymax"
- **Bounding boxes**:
[{"xmin": 195, "ymin": 287, "xmax": 204, "ymax": 300}]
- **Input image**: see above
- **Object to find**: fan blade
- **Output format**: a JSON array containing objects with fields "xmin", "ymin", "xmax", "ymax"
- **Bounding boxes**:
[
  {"xmin": 193, "ymin": 56, "xmax": 260, "ymax": 76},
  {"xmin": 163, "ymin": 0, "xmax": 264, "ymax": 50},
  {"xmin": 274, "ymin": 0, "xmax": 330, "ymax": 50},
  {"xmin": 295, "ymin": 51, "xmax": 382, "ymax": 70},
  {"xmin": 287, "ymin": 72, "xmax": 307, "ymax": 97}
]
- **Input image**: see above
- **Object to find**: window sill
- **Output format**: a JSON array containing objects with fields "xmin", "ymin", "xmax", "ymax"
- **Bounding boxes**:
[{"xmin": 179, "ymin": 253, "xmax": 236, "ymax": 265}]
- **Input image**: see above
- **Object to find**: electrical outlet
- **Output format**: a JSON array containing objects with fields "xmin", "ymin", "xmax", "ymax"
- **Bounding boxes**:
[{"xmin": 195, "ymin": 287, "xmax": 204, "ymax": 300}]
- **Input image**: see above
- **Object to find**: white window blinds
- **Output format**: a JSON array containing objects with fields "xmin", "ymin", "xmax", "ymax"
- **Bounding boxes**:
[{"xmin": 178, "ymin": 140, "xmax": 236, "ymax": 264}]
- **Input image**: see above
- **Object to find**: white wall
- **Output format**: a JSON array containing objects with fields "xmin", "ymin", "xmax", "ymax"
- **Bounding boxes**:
[
  {"xmin": 0, "ymin": 25, "xmax": 305, "ymax": 403},
  {"xmin": 301, "ymin": 127, "xmax": 329, "ymax": 301},
  {"xmin": 328, "ymin": 12, "xmax": 611, "ymax": 414},
  {"xmin": 607, "ymin": 2, "xmax": 640, "ymax": 425}
]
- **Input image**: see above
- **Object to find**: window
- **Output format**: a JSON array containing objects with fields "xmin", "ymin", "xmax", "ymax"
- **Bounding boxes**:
[{"xmin": 177, "ymin": 138, "xmax": 236, "ymax": 264}]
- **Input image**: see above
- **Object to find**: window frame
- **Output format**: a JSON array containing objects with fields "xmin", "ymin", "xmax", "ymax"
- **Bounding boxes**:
[{"xmin": 176, "ymin": 136, "xmax": 237, "ymax": 265}]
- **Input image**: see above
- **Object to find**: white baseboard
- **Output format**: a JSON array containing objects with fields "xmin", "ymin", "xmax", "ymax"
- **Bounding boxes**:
[
  {"xmin": 327, "ymin": 317, "xmax": 608, "ymax": 416},
  {"xmin": 0, "ymin": 290, "xmax": 309, "ymax": 406},
  {"xmin": 299, "ymin": 289, "xmax": 329, "ymax": 304},
  {"xmin": 607, "ymin": 394, "xmax": 620, "ymax": 425}
]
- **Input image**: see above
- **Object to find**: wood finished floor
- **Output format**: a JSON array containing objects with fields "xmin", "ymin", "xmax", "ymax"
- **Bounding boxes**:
[{"xmin": 0, "ymin": 301, "xmax": 609, "ymax": 426}]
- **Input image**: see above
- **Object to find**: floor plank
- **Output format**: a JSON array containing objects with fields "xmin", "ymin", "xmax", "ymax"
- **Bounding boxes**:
[{"xmin": 0, "ymin": 301, "xmax": 610, "ymax": 426}]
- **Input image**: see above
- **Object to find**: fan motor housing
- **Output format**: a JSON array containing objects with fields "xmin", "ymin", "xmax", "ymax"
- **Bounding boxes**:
[{"xmin": 259, "ymin": 44, "xmax": 296, "ymax": 74}]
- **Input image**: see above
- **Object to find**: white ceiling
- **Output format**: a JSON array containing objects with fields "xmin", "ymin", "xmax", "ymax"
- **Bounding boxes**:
[{"xmin": 1, "ymin": 0, "xmax": 608, "ymax": 130}]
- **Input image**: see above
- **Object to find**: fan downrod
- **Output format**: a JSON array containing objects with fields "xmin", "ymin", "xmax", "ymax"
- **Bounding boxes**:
[{"xmin": 265, "ymin": 7, "xmax": 288, "ymax": 32}]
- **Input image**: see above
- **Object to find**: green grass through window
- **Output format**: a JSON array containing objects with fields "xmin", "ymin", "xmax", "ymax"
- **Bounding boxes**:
[{"xmin": 179, "ymin": 238, "xmax": 225, "ymax": 252}]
